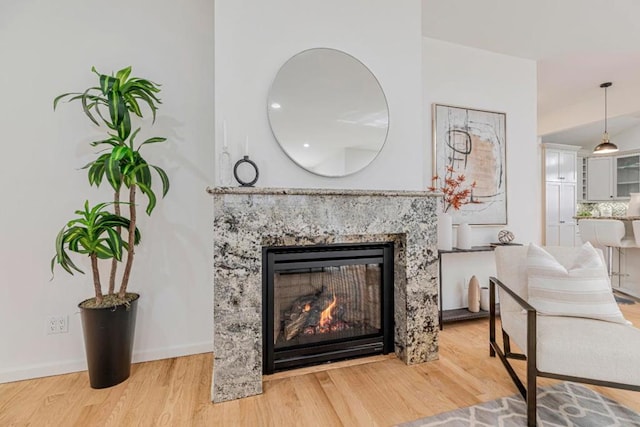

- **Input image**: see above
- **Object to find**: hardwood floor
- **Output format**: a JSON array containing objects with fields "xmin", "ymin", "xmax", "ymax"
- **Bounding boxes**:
[{"xmin": 2, "ymin": 302, "xmax": 639, "ymax": 426}]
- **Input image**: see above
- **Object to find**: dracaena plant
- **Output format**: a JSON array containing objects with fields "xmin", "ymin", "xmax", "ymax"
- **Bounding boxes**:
[
  {"xmin": 52, "ymin": 202, "xmax": 140, "ymax": 305},
  {"xmin": 52, "ymin": 66, "xmax": 169, "ymax": 305}
]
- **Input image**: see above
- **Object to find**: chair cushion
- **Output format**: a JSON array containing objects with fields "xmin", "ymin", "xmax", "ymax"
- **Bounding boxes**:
[
  {"xmin": 526, "ymin": 242, "xmax": 629, "ymax": 324},
  {"xmin": 502, "ymin": 311, "xmax": 640, "ymax": 387}
]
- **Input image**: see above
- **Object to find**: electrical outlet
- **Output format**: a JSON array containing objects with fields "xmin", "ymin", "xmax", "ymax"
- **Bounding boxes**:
[{"xmin": 46, "ymin": 315, "xmax": 68, "ymax": 335}]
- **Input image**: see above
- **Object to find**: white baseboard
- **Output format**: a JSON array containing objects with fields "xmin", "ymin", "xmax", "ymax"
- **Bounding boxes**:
[
  {"xmin": 0, "ymin": 341, "xmax": 213, "ymax": 384},
  {"xmin": 131, "ymin": 341, "xmax": 212, "ymax": 364}
]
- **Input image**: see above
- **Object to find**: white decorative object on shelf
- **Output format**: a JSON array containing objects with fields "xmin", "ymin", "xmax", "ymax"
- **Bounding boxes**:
[
  {"xmin": 627, "ymin": 193, "xmax": 640, "ymax": 217},
  {"xmin": 437, "ymin": 212, "xmax": 453, "ymax": 250},
  {"xmin": 480, "ymin": 287, "xmax": 490, "ymax": 311},
  {"xmin": 457, "ymin": 222, "xmax": 471, "ymax": 249},
  {"xmin": 468, "ymin": 276, "xmax": 480, "ymax": 313}
]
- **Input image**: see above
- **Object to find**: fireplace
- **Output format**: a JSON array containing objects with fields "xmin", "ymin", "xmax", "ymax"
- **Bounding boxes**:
[
  {"xmin": 263, "ymin": 243, "xmax": 394, "ymax": 374},
  {"xmin": 210, "ymin": 187, "xmax": 439, "ymax": 402}
]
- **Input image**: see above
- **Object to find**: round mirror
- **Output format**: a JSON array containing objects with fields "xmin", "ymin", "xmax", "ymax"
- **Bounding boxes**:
[{"xmin": 267, "ymin": 48, "xmax": 389, "ymax": 177}]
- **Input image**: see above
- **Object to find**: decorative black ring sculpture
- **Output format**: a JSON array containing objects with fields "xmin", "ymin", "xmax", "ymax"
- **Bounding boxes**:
[{"xmin": 233, "ymin": 156, "xmax": 259, "ymax": 187}]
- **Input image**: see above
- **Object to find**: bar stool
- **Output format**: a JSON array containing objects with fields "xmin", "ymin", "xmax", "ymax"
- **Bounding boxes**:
[{"xmin": 578, "ymin": 219, "xmax": 637, "ymax": 278}]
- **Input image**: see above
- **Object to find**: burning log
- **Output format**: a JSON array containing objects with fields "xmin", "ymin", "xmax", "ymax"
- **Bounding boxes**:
[
  {"xmin": 283, "ymin": 293, "xmax": 348, "ymax": 341},
  {"xmin": 284, "ymin": 310, "xmax": 311, "ymax": 341}
]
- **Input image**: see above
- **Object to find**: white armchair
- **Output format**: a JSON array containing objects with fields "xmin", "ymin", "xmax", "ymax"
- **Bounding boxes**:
[{"xmin": 490, "ymin": 245, "xmax": 640, "ymax": 427}]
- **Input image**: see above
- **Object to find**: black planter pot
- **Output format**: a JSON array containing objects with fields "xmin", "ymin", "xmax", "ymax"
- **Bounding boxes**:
[{"xmin": 79, "ymin": 293, "xmax": 139, "ymax": 389}]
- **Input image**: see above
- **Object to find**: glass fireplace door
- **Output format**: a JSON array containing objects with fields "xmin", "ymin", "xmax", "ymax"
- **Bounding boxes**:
[{"xmin": 263, "ymin": 243, "xmax": 394, "ymax": 373}]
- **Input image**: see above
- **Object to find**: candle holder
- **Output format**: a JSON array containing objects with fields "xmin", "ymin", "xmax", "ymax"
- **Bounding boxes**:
[
  {"xmin": 233, "ymin": 156, "xmax": 259, "ymax": 187},
  {"xmin": 218, "ymin": 148, "xmax": 232, "ymax": 186}
]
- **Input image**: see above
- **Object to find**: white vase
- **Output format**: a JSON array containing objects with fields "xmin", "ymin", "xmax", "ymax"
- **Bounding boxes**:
[
  {"xmin": 468, "ymin": 276, "xmax": 480, "ymax": 313},
  {"xmin": 627, "ymin": 193, "xmax": 640, "ymax": 217},
  {"xmin": 480, "ymin": 287, "xmax": 490, "ymax": 311},
  {"xmin": 437, "ymin": 213, "xmax": 453, "ymax": 250},
  {"xmin": 457, "ymin": 222, "xmax": 472, "ymax": 249}
]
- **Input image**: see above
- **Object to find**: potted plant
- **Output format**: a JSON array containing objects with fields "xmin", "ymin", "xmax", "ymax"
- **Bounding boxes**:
[{"xmin": 51, "ymin": 66, "xmax": 169, "ymax": 388}]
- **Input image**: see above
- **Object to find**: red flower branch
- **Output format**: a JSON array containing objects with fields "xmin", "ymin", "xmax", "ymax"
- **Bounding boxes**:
[{"xmin": 428, "ymin": 165, "xmax": 477, "ymax": 212}]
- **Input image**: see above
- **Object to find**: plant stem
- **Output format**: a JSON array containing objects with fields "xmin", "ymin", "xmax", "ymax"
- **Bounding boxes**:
[
  {"xmin": 90, "ymin": 253, "xmax": 103, "ymax": 304},
  {"xmin": 118, "ymin": 185, "xmax": 136, "ymax": 299},
  {"xmin": 108, "ymin": 189, "xmax": 121, "ymax": 295}
]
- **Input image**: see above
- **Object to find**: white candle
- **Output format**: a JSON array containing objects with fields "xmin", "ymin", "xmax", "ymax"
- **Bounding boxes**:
[
  {"xmin": 222, "ymin": 121, "xmax": 228, "ymax": 149},
  {"xmin": 245, "ymin": 135, "xmax": 249, "ymax": 156}
]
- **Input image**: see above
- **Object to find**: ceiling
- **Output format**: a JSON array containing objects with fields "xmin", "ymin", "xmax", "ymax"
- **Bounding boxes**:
[{"xmin": 422, "ymin": 0, "xmax": 640, "ymax": 146}]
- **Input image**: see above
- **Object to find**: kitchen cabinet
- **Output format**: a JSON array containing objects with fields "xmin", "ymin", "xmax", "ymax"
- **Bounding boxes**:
[
  {"xmin": 587, "ymin": 156, "xmax": 614, "ymax": 200},
  {"xmin": 545, "ymin": 148, "xmax": 577, "ymax": 182},
  {"xmin": 586, "ymin": 153, "xmax": 640, "ymax": 200},
  {"xmin": 615, "ymin": 154, "xmax": 640, "ymax": 198},
  {"xmin": 577, "ymin": 156, "xmax": 587, "ymax": 201},
  {"xmin": 545, "ymin": 182, "xmax": 577, "ymax": 246},
  {"xmin": 543, "ymin": 144, "xmax": 579, "ymax": 246}
]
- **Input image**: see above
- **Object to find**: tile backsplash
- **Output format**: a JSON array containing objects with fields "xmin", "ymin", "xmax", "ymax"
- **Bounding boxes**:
[{"xmin": 577, "ymin": 201, "xmax": 628, "ymax": 217}]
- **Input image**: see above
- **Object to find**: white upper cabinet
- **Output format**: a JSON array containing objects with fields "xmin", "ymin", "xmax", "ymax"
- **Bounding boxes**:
[
  {"xmin": 545, "ymin": 149, "xmax": 577, "ymax": 183},
  {"xmin": 587, "ymin": 156, "xmax": 614, "ymax": 200},
  {"xmin": 586, "ymin": 153, "xmax": 640, "ymax": 200},
  {"xmin": 615, "ymin": 154, "xmax": 640, "ymax": 198}
]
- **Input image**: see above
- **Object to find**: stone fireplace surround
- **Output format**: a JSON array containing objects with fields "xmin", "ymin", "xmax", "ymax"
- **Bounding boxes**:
[{"xmin": 209, "ymin": 187, "xmax": 440, "ymax": 402}]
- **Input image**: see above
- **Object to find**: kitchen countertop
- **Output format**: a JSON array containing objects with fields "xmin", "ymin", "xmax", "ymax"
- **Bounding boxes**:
[{"xmin": 574, "ymin": 216, "xmax": 640, "ymax": 220}]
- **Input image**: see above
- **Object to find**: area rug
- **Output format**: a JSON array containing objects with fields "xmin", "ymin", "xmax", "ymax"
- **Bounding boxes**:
[
  {"xmin": 397, "ymin": 382, "xmax": 640, "ymax": 427},
  {"xmin": 614, "ymin": 294, "xmax": 636, "ymax": 305}
]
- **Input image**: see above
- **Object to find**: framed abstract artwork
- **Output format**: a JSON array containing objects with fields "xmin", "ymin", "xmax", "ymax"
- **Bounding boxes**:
[{"xmin": 432, "ymin": 104, "xmax": 507, "ymax": 225}]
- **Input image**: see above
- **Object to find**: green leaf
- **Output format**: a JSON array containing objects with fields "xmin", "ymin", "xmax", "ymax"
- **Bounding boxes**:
[
  {"xmin": 53, "ymin": 92, "xmax": 78, "ymax": 110},
  {"xmin": 116, "ymin": 66, "xmax": 132, "ymax": 85},
  {"xmin": 80, "ymin": 88, "xmax": 101, "ymax": 126},
  {"xmin": 138, "ymin": 136, "xmax": 166, "ymax": 150},
  {"xmin": 136, "ymin": 181, "xmax": 157, "ymax": 215},
  {"xmin": 105, "ymin": 155, "xmax": 123, "ymax": 191},
  {"xmin": 152, "ymin": 165, "xmax": 170, "ymax": 197},
  {"xmin": 125, "ymin": 93, "xmax": 142, "ymax": 117},
  {"xmin": 89, "ymin": 137, "xmax": 120, "ymax": 147},
  {"xmin": 119, "ymin": 109, "xmax": 131, "ymax": 141},
  {"xmin": 107, "ymin": 90, "xmax": 125, "ymax": 126},
  {"xmin": 99, "ymin": 73, "xmax": 118, "ymax": 95},
  {"xmin": 133, "ymin": 162, "xmax": 152, "ymax": 187},
  {"xmin": 112, "ymin": 145, "xmax": 131, "ymax": 161}
]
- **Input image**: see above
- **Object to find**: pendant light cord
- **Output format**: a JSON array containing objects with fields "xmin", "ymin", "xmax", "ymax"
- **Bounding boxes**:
[{"xmin": 604, "ymin": 85, "xmax": 608, "ymax": 134}]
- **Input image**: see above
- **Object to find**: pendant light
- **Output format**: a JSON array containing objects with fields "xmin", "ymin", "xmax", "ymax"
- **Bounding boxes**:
[{"xmin": 593, "ymin": 82, "xmax": 618, "ymax": 154}]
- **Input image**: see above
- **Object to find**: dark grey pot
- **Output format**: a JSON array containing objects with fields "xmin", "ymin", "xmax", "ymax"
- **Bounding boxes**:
[{"xmin": 78, "ymin": 293, "xmax": 139, "ymax": 389}]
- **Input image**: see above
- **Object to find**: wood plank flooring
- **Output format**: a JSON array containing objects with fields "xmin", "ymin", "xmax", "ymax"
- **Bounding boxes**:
[{"xmin": 1, "ymin": 302, "xmax": 639, "ymax": 426}]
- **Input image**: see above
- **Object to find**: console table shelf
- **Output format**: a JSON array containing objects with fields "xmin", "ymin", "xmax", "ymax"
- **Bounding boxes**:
[
  {"xmin": 442, "ymin": 306, "xmax": 499, "ymax": 324},
  {"xmin": 438, "ymin": 244, "xmax": 518, "ymax": 329}
]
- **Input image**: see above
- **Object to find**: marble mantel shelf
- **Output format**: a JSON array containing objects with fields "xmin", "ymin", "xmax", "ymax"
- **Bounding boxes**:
[{"xmin": 207, "ymin": 186, "xmax": 442, "ymax": 198}]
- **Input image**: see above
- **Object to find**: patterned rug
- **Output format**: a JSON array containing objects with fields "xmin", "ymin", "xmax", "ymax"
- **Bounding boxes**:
[
  {"xmin": 397, "ymin": 382, "xmax": 640, "ymax": 427},
  {"xmin": 614, "ymin": 294, "xmax": 636, "ymax": 305}
]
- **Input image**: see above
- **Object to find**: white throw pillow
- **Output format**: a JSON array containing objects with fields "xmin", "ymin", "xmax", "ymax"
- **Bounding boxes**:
[{"xmin": 526, "ymin": 242, "xmax": 630, "ymax": 324}]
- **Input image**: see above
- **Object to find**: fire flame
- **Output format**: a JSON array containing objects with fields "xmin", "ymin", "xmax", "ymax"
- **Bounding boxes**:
[{"xmin": 319, "ymin": 295, "xmax": 337, "ymax": 328}]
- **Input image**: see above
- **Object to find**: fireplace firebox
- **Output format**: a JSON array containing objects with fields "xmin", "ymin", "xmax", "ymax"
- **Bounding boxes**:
[{"xmin": 262, "ymin": 242, "xmax": 394, "ymax": 374}]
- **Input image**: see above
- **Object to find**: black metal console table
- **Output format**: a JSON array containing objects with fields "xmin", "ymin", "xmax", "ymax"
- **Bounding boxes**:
[{"xmin": 438, "ymin": 244, "xmax": 520, "ymax": 330}]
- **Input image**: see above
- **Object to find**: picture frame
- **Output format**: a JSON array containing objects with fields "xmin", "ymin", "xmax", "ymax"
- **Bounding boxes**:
[{"xmin": 432, "ymin": 104, "xmax": 507, "ymax": 225}]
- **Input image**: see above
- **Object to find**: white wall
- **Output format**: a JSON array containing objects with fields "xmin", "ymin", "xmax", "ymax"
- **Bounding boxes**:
[
  {"xmin": 1, "ymin": 0, "xmax": 541, "ymax": 380},
  {"xmin": 0, "ymin": 0, "xmax": 214, "ymax": 382},
  {"xmin": 214, "ymin": 0, "xmax": 423, "ymax": 190},
  {"xmin": 610, "ymin": 124, "xmax": 640, "ymax": 152},
  {"xmin": 539, "ymin": 80, "xmax": 640, "ymax": 136},
  {"xmin": 422, "ymin": 38, "xmax": 539, "ymax": 309}
]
